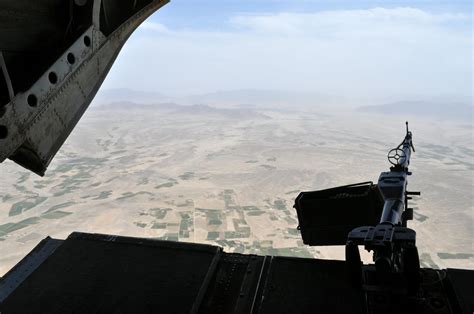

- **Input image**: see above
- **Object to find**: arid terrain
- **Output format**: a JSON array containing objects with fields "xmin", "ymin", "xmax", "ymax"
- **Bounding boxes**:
[{"xmin": 1, "ymin": 102, "xmax": 472, "ymax": 275}]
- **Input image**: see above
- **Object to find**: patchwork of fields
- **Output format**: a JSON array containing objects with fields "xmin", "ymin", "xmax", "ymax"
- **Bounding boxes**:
[{"xmin": 1, "ymin": 103, "xmax": 472, "ymax": 275}]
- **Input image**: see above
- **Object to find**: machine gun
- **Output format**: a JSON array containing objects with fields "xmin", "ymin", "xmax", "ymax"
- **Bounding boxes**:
[{"xmin": 294, "ymin": 122, "xmax": 421, "ymax": 293}]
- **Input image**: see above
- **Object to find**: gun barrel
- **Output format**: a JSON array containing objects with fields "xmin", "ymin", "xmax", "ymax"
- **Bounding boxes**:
[
  {"xmin": 398, "ymin": 138, "xmax": 412, "ymax": 169},
  {"xmin": 398, "ymin": 122, "xmax": 414, "ymax": 169}
]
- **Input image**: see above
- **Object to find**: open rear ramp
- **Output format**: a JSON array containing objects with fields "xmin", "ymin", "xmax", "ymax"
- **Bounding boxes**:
[{"xmin": 0, "ymin": 232, "xmax": 472, "ymax": 313}]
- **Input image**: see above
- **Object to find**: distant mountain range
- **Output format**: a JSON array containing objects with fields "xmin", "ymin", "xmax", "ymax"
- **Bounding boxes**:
[
  {"xmin": 183, "ymin": 89, "xmax": 340, "ymax": 108},
  {"xmin": 357, "ymin": 101, "xmax": 473, "ymax": 122},
  {"xmin": 94, "ymin": 89, "xmax": 473, "ymax": 123},
  {"xmin": 93, "ymin": 88, "xmax": 342, "ymax": 109},
  {"xmin": 93, "ymin": 101, "xmax": 268, "ymax": 120},
  {"xmin": 93, "ymin": 88, "xmax": 171, "ymax": 104}
]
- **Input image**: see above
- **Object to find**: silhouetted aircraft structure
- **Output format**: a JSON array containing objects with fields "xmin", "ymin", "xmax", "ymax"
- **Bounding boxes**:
[
  {"xmin": 0, "ymin": 1, "xmax": 472, "ymax": 313},
  {"xmin": 0, "ymin": 0, "xmax": 168, "ymax": 175}
]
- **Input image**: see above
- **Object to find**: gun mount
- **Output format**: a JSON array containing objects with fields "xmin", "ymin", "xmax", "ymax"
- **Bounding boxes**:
[{"xmin": 295, "ymin": 122, "xmax": 422, "ymax": 294}]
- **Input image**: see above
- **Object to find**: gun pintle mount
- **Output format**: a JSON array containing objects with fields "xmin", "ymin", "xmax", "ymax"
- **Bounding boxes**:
[{"xmin": 294, "ymin": 122, "xmax": 421, "ymax": 294}]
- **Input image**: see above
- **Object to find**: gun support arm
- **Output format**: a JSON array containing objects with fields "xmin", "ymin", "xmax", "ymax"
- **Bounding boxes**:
[
  {"xmin": 345, "ymin": 123, "xmax": 420, "ymax": 292},
  {"xmin": 378, "ymin": 171, "xmax": 407, "ymax": 225}
]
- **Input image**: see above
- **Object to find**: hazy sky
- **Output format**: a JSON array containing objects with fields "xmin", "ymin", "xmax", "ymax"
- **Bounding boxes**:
[{"xmin": 101, "ymin": 0, "xmax": 472, "ymax": 103}]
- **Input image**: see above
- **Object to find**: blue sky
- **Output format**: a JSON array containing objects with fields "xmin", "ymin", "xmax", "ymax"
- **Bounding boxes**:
[
  {"xmin": 151, "ymin": 0, "xmax": 471, "ymax": 29},
  {"xmin": 102, "ymin": 0, "xmax": 472, "ymax": 104}
]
